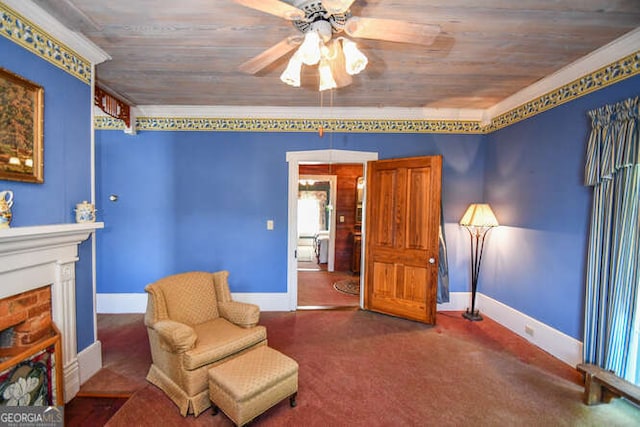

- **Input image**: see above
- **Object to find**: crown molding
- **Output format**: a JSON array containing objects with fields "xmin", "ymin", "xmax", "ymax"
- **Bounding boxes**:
[
  {"xmin": 486, "ymin": 27, "xmax": 640, "ymax": 122},
  {"xmin": 3, "ymin": 0, "xmax": 635, "ymax": 133},
  {"xmin": 1, "ymin": 0, "xmax": 110, "ymax": 65},
  {"xmin": 132, "ymin": 105, "xmax": 486, "ymax": 122}
]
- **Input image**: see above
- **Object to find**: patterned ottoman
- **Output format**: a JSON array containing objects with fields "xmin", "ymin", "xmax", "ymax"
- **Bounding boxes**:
[{"xmin": 208, "ymin": 346, "xmax": 298, "ymax": 426}]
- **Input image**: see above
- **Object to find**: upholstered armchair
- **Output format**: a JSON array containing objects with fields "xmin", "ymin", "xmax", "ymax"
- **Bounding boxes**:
[{"xmin": 144, "ymin": 271, "xmax": 267, "ymax": 416}]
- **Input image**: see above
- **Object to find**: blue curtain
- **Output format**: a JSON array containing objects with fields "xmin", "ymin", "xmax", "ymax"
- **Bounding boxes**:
[
  {"xmin": 437, "ymin": 204, "xmax": 450, "ymax": 304},
  {"xmin": 583, "ymin": 96, "xmax": 640, "ymax": 384}
]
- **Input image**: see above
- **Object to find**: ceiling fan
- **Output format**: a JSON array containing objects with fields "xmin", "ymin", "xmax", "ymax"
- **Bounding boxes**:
[{"xmin": 234, "ymin": 0, "xmax": 441, "ymax": 90}]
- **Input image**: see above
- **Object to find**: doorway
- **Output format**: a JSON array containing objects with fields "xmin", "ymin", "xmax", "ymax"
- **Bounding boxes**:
[
  {"xmin": 297, "ymin": 174, "xmax": 337, "ymax": 272},
  {"xmin": 286, "ymin": 149, "xmax": 378, "ymax": 311}
]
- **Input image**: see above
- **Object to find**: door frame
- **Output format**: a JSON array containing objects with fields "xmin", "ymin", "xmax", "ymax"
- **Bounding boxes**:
[
  {"xmin": 298, "ymin": 174, "xmax": 337, "ymax": 272},
  {"xmin": 286, "ymin": 149, "xmax": 378, "ymax": 311}
]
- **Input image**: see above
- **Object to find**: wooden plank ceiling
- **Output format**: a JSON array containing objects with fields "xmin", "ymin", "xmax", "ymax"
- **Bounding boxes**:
[{"xmin": 32, "ymin": 0, "xmax": 640, "ymax": 109}]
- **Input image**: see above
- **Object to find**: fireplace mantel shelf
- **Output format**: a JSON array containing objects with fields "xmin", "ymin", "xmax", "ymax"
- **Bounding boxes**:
[
  {"xmin": 0, "ymin": 221, "xmax": 103, "ymax": 402},
  {"xmin": 0, "ymin": 222, "xmax": 104, "ymax": 255}
]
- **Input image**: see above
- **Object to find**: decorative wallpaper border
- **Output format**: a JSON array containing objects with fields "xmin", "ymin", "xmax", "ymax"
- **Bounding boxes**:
[
  {"xmin": 4, "ymin": 0, "xmax": 637, "ymax": 133},
  {"xmin": 94, "ymin": 116, "xmax": 485, "ymax": 134},
  {"xmin": 486, "ymin": 51, "xmax": 640, "ymax": 132},
  {"xmin": 95, "ymin": 50, "xmax": 640, "ymax": 134},
  {"xmin": 0, "ymin": 3, "xmax": 91, "ymax": 84}
]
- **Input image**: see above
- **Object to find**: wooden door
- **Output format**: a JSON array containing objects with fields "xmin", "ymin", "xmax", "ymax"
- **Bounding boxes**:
[{"xmin": 363, "ymin": 156, "xmax": 442, "ymax": 324}]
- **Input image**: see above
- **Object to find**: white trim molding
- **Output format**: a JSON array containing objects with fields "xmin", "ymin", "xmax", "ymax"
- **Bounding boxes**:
[
  {"xmin": 96, "ymin": 292, "xmax": 291, "ymax": 313},
  {"xmin": 487, "ymin": 27, "xmax": 640, "ymax": 122},
  {"xmin": 96, "ymin": 289, "xmax": 582, "ymax": 367},
  {"xmin": 77, "ymin": 340, "xmax": 102, "ymax": 385},
  {"xmin": 0, "ymin": 222, "xmax": 104, "ymax": 402},
  {"xmin": 1, "ymin": 0, "xmax": 111, "ymax": 65},
  {"xmin": 477, "ymin": 293, "xmax": 583, "ymax": 367},
  {"xmin": 286, "ymin": 149, "xmax": 379, "ymax": 311}
]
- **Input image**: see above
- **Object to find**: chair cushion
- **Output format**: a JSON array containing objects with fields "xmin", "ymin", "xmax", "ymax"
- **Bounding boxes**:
[
  {"xmin": 154, "ymin": 272, "xmax": 219, "ymax": 325},
  {"xmin": 184, "ymin": 318, "xmax": 267, "ymax": 370}
]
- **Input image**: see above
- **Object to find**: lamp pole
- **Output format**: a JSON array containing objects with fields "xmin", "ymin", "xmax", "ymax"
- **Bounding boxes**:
[
  {"xmin": 459, "ymin": 203, "xmax": 498, "ymax": 321},
  {"xmin": 462, "ymin": 226, "xmax": 490, "ymax": 321}
]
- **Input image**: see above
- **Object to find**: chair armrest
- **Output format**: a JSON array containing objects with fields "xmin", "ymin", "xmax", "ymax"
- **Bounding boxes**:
[
  {"xmin": 218, "ymin": 301, "xmax": 260, "ymax": 328},
  {"xmin": 152, "ymin": 320, "xmax": 197, "ymax": 353}
]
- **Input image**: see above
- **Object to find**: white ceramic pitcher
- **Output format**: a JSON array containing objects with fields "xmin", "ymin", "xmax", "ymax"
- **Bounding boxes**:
[{"xmin": 0, "ymin": 190, "xmax": 14, "ymax": 228}]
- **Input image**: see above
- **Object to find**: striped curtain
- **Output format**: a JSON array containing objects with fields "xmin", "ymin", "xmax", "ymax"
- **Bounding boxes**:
[{"xmin": 583, "ymin": 96, "xmax": 640, "ymax": 384}]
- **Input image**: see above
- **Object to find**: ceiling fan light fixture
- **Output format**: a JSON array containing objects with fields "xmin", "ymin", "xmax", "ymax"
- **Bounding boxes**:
[
  {"xmin": 299, "ymin": 30, "xmax": 322, "ymax": 65},
  {"xmin": 342, "ymin": 38, "xmax": 368, "ymax": 75},
  {"xmin": 318, "ymin": 59, "xmax": 337, "ymax": 91},
  {"xmin": 280, "ymin": 52, "xmax": 303, "ymax": 87}
]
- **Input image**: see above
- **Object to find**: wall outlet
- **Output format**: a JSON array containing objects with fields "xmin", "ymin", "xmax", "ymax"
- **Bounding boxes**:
[
  {"xmin": 267, "ymin": 220, "xmax": 274, "ymax": 230},
  {"xmin": 525, "ymin": 325, "xmax": 535, "ymax": 336}
]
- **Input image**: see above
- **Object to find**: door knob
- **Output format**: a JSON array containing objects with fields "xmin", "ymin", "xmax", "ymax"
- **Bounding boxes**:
[{"xmin": 428, "ymin": 258, "xmax": 435, "ymax": 264}]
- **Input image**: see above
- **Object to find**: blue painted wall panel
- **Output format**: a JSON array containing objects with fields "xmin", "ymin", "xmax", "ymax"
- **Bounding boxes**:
[
  {"xmin": 95, "ymin": 131, "xmax": 485, "ymax": 295},
  {"xmin": 0, "ymin": 36, "xmax": 94, "ymax": 351},
  {"xmin": 483, "ymin": 74, "xmax": 640, "ymax": 339}
]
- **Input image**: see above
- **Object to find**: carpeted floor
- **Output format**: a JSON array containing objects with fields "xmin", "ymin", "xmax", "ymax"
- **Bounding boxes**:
[{"xmin": 67, "ymin": 311, "xmax": 640, "ymax": 426}]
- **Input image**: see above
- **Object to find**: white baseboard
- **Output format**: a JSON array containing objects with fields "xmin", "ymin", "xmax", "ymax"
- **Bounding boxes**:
[
  {"xmin": 96, "ymin": 292, "xmax": 292, "ymax": 313},
  {"xmin": 477, "ymin": 293, "xmax": 583, "ymax": 367},
  {"xmin": 97, "ymin": 293, "xmax": 147, "ymax": 313},
  {"xmin": 77, "ymin": 340, "xmax": 103, "ymax": 385},
  {"xmin": 63, "ymin": 360, "xmax": 80, "ymax": 403},
  {"xmin": 232, "ymin": 293, "xmax": 291, "ymax": 311},
  {"xmin": 437, "ymin": 292, "xmax": 469, "ymax": 311},
  {"xmin": 95, "ymin": 291, "xmax": 582, "ymax": 367}
]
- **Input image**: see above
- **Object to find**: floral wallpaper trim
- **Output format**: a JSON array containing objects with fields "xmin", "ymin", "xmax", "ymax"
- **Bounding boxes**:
[
  {"xmin": 0, "ymin": 3, "xmax": 91, "ymax": 84},
  {"xmin": 94, "ymin": 52, "xmax": 640, "ymax": 134},
  {"xmin": 485, "ymin": 50, "xmax": 640, "ymax": 132}
]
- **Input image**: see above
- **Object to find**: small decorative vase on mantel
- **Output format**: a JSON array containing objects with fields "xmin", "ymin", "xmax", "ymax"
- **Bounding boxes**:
[
  {"xmin": 74, "ymin": 200, "xmax": 96, "ymax": 223},
  {"xmin": 0, "ymin": 190, "xmax": 14, "ymax": 229}
]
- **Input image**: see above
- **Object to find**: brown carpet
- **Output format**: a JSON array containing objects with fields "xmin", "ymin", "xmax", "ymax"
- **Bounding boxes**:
[
  {"xmin": 83, "ymin": 311, "xmax": 640, "ymax": 426},
  {"xmin": 73, "ymin": 311, "xmax": 640, "ymax": 426}
]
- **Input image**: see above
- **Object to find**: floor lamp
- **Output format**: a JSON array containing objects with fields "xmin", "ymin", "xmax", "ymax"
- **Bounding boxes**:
[{"xmin": 460, "ymin": 203, "xmax": 499, "ymax": 321}]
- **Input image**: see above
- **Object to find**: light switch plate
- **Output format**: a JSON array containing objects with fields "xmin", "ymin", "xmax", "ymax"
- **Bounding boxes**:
[{"xmin": 267, "ymin": 220, "xmax": 274, "ymax": 230}]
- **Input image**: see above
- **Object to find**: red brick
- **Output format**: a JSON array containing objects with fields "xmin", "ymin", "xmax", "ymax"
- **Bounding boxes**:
[
  {"xmin": 0, "ymin": 310, "xmax": 28, "ymax": 331},
  {"xmin": 36, "ymin": 287, "xmax": 51, "ymax": 303},
  {"xmin": 13, "ymin": 293, "xmax": 37, "ymax": 308},
  {"xmin": 27, "ymin": 301, "xmax": 51, "ymax": 318}
]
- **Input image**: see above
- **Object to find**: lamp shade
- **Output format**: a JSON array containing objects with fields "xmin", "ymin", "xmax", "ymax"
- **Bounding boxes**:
[
  {"xmin": 299, "ymin": 31, "xmax": 322, "ymax": 66},
  {"xmin": 318, "ymin": 59, "xmax": 337, "ymax": 91},
  {"xmin": 280, "ymin": 52, "xmax": 303, "ymax": 87},
  {"xmin": 342, "ymin": 38, "xmax": 368, "ymax": 75},
  {"xmin": 459, "ymin": 203, "xmax": 499, "ymax": 227}
]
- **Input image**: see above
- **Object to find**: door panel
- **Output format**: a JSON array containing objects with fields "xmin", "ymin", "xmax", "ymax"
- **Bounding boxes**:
[{"xmin": 364, "ymin": 156, "xmax": 442, "ymax": 324}]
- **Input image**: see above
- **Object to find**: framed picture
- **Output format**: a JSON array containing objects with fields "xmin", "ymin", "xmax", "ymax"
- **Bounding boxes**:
[{"xmin": 0, "ymin": 67, "xmax": 44, "ymax": 183}]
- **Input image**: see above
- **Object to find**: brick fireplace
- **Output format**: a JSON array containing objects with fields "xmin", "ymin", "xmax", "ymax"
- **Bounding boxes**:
[
  {"xmin": 0, "ymin": 286, "xmax": 52, "ymax": 357},
  {"xmin": 0, "ymin": 223, "xmax": 103, "ymax": 402}
]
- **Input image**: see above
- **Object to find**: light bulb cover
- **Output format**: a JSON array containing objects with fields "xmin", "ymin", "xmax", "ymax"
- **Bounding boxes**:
[
  {"xmin": 342, "ymin": 38, "xmax": 368, "ymax": 75},
  {"xmin": 299, "ymin": 31, "xmax": 322, "ymax": 66},
  {"xmin": 318, "ymin": 60, "xmax": 337, "ymax": 91},
  {"xmin": 280, "ymin": 52, "xmax": 303, "ymax": 87}
]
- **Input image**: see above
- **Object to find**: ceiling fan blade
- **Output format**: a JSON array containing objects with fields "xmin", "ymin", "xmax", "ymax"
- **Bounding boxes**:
[
  {"xmin": 239, "ymin": 36, "xmax": 302, "ymax": 75},
  {"xmin": 233, "ymin": 0, "xmax": 305, "ymax": 20},
  {"xmin": 321, "ymin": 0, "xmax": 357, "ymax": 14},
  {"xmin": 345, "ymin": 17, "xmax": 441, "ymax": 46}
]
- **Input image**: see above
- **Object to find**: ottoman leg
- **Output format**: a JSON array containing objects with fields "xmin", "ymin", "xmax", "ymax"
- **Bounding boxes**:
[{"xmin": 290, "ymin": 392, "xmax": 298, "ymax": 408}]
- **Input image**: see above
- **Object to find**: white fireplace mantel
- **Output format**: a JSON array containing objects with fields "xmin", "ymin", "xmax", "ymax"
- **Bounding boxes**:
[{"xmin": 0, "ymin": 222, "xmax": 104, "ymax": 402}]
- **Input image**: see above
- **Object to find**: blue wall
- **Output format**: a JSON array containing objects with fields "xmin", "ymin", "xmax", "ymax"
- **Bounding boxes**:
[
  {"xmin": 0, "ymin": 36, "xmax": 95, "ymax": 351},
  {"xmin": 95, "ymin": 131, "xmax": 485, "ymax": 295},
  {"xmin": 483, "ymin": 74, "xmax": 640, "ymax": 340}
]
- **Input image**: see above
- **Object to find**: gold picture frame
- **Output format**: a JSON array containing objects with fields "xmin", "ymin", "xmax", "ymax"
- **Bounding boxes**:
[{"xmin": 0, "ymin": 67, "xmax": 44, "ymax": 183}]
